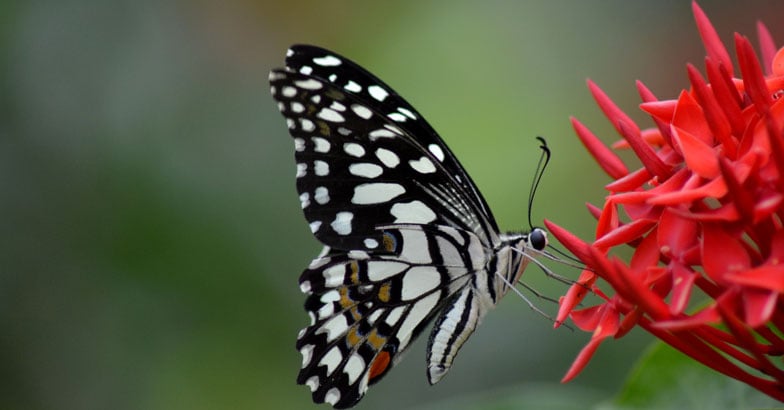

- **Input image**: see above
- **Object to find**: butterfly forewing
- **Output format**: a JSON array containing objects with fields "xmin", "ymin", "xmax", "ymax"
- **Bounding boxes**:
[
  {"xmin": 282, "ymin": 45, "xmax": 499, "ymax": 234},
  {"xmin": 270, "ymin": 67, "xmax": 496, "ymax": 250}
]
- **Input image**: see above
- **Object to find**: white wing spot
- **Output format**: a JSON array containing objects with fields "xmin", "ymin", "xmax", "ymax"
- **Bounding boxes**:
[
  {"xmin": 343, "ymin": 142, "xmax": 365, "ymax": 157},
  {"xmin": 329, "ymin": 101, "xmax": 346, "ymax": 112},
  {"xmin": 314, "ymin": 160, "xmax": 329, "ymax": 176},
  {"xmin": 311, "ymin": 94, "xmax": 321, "ymax": 104},
  {"xmin": 344, "ymin": 80, "xmax": 362, "ymax": 92},
  {"xmin": 306, "ymin": 376, "xmax": 319, "ymax": 392},
  {"xmin": 351, "ymin": 104, "xmax": 373, "ymax": 119},
  {"xmin": 269, "ymin": 86, "xmax": 276, "ymax": 96},
  {"xmin": 286, "ymin": 48, "xmax": 294, "ymax": 57},
  {"xmin": 300, "ymin": 280, "xmax": 312, "ymax": 294},
  {"xmin": 409, "ymin": 156, "xmax": 437, "ymax": 174},
  {"xmin": 317, "ymin": 108, "xmax": 345, "ymax": 123},
  {"xmin": 277, "ymin": 102, "xmax": 285, "ymax": 112},
  {"xmin": 269, "ymin": 71, "xmax": 285, "ymax": 81},
  {"xmin": 364, "ymin": 238, "xmax": 379, "ymax": 249},
  {"xmin": 337, "ymin": 127, "xmax": 352, "ymax": 136},
  {"xmin": 367, "ymin": 309, "xmax": 383, "ymax": 325},
  {"xmin": 295, "ymin": 79, "xmax": 323, "ymax": 90},
  {"xmin": 312, "ymin": 136, "xmax": 330, "ymax": 153},
  {"xmin": 293, "ymin": 138, "xmax": 305, "ymax": 152},
  {"xmin": 291, "ymin": 102, "xmax": 305, "ymax": 113},
  {"xmin": 328, "ymin": 74, "xmax": 337, "ymax": 82},
  {"xmin": 309, "ymin": 221, "xmax": 322, "ymax": 233},
  {"xmin": 344, "ymin": 355, "xmax": 366, "ymax": 385},
  {"xmin": 386, "ymin": 306, "xmax": 405, "ymax": 326},
  {"xmin": 368, "ymin": 85, "xmax": 389, "ymax": 101},
  {"xmin": 324, "ymin": 388, "xmax": 341, "ymax": 406},
  {"xmin": 315, "ymin": 186, "xmax": 330, "ymax": 205},
  {"xmin": 331, "ymin": 211, "xmax": 354, "ymax": 235},
  {"xmin": 352, "ymin": 183, "xmax": 405, "ymax": 205},
  {"xmin": 349, "ymin": 163, "xmax": 383, "ymax": 178},
  {"xmin": 369, "ymin": 128, "xmax": 397, "ymax": 140},
  {"xmin": 319, "ymin": 345, "xmax": 343, "ymax": 376},
  {"xmin": 375, "ymin": 148, "xmax": 400, "ymax": 168},
  {"xmin": 296, "ymin": 163, "xmax": 307, "ymax": 178},
  {"xmin": 398, "ymin": 107, "xmax": 417, "ymax": 120},
  {"xmin": 299, "ymin": 65, "xmax": 313, "ymax": 75},
  {"xmin": 401, "ymin": 266, "xmax": 441, "ymax": 300},
  {"xmin": 299, "ymin": 192, "xmax": 310, "ymax": 208},
  {"xmin": 286, "ymin": 118, "xmax": 295, "ymax": 129},
  {"xmin": 387, "ymin": 112, "xmax": 407, "ymax": 122},
  {"xmin": 428, "ymin": 144, "xmax": 445, "ymax": 162},
  {"xmin": 348, "ymin": 250, "xmax": 369, "ymax": 260},
  {"xmin": 300, "ymin": 118, "xmax": 315, "ymax": 132},
  {"xmin": 300, "ymin": 344, "xmax": 315, "ymax": 368},
  {"xmin": 314, "ymin": 55, "xmax": 342, "ymax": 66},
  {"xmin": 282, "ymin": 86, "xmax": 296, "ymax": 97},
  {"xmin": 391, "ymin": 200, "xmax": 437, "ymax": 223}
]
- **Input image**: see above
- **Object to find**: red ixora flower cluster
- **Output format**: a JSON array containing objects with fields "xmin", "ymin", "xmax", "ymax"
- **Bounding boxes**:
[{"xmin": 545, "ymin": 2, "xmax": 784, "ymax": 401}]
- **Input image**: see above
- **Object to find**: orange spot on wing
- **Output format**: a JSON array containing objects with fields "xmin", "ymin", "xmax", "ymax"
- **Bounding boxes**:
[
  {"xmin": 368, "ymin": 351, "xmax": 391, "ymax": 382},
  {"xmin": 377, "ymin": 283, "xmax": 391, "ymax": 302}
]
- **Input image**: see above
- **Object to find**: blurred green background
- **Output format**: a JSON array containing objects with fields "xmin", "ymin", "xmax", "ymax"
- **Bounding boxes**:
[{"xmin": 4, "ymin": 1, "xmax": 783, "ymax": 409}]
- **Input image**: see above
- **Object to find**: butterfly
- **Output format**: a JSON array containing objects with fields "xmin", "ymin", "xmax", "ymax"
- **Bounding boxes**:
[{"xmin": 269, "ymin": 45, "xmax": 549, "ymax": 408}]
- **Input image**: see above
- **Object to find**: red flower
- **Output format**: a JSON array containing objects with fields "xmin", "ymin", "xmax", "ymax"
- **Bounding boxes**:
[{"xmin": 546, "ymin": 2, "xmax": 784, "ymax": 401}]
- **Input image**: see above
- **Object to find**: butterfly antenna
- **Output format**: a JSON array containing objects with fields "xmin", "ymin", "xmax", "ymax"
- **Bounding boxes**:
[{"xmin": 528, "ymin": 136, "xmax": 551, "ymax": 230}]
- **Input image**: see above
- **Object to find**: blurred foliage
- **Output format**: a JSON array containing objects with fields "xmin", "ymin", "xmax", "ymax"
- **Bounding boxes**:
[{"xmin": 2, "ymin": 1, "xmax": 783, "ymax": 409}]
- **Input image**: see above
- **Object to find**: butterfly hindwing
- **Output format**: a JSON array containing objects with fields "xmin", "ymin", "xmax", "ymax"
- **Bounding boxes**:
[{"xmin": 295, "ymin": 224, "xmax": 486, "ymax": 408}]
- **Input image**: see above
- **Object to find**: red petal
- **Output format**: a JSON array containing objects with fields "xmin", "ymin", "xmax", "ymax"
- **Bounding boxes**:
[
  {"xmin": 561, "ymin": 336, "xmax": 603, "ymax": 383},
  {"xmin": 653, "ymin": 304, "xmax": 722, "ymax": 329},
  {"xmin": 773, "ymin": 47, "xmax": 784, "ymax": 77},
  {"xmin": 672, "ymin": 90, "xmax": 713, "ymax": 145},
  {"xmin": 726, "ymin": 265, "xmax": 784, "ymax": 292},
  {"xmin": 757, "ymin": 21, "xmax": 776, "ymax": 76},
  {"xmin": 544, "ymin": 219, "xmax": 593, "ymax": 263},
  {"xmin": 742, "ymin": 289, "xmax": 779, "ymax": 327},
  {"xmin": 595, "ymin": 201, "xmax": 619, "ymax": 240},
  {"xmin": 570, "ymin": 304, "xmax": 605, "ymax": 331},
  {"xmin": 588, "ymin": 80, "xmax": 640, "ymax": 137},
  {"xmin": 669, "ymin": 263, "xmax": 697, "ymax": 315},
  {"xmin": 702, "ymin": 224, "xmax": 751, "ymax": 283},
  {"xmin": 648, "ymin": 174, "xmax": 727, "ymax": 205},
  {"xmin": 640, "ymin": 100, "xmax": 677, "ymax": 125},
  {"xmin": 605, "ymin": 167, "xmax": 651, "ymax": 192},
  {"xmin": 671, "ymin": 125, "xmax": 720, "ymax": 179},
  {"xmin": 687, "ymin": 64, "xmax": 736, "ymax": 159},
  {"xmin": 693, "ymin": 1, "xmax": 733, "ymax": 76},
  {"xmin": 562, "ymin": 307, "xmax": 620, "ymax": 382},
  {"xmin": 658, "ymin": 209, "xmax": 699, "ymax": 258},
  {"xmin": 594, "ymin": 218, "xmax": 656, "ymax": 248},
  {"xmin": 618, "ymin": 120, "xmax": 672, "ymax": 181},
  {"xmin": 571, "ymin": 117, "xmax": 629, "ymax": 179},
  {"xmin": 637, "ymin": 81, "xmax": 674, "ymax": 147},
  {"xmin": 736, "ymin": 34, "xmax": 773, "ymax": 115},
  {"xmin": 630, "ymin": 228, "xmax": 660, "ymax": 271},
  {"xmin": 705, "ymin": 58, "xmax": 745, "ymax": 137},
  {"xmin": 556, "ymin": 270, "xmax": 597, "ymax": 326}
]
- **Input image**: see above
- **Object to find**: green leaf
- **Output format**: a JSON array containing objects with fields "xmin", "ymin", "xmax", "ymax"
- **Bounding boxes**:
[{"xmin": 599, "ymin": 341, "xmax": 781, "ymax": 410}]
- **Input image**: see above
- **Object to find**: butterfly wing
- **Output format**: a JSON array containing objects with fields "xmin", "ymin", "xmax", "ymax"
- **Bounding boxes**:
[
  {"xmin": 270, "ymin": 45, "xmax": 503, "ymax": 407},
  {"xmin": 282, "ymin": 44, "xmax": 499, "ymax": 236}
]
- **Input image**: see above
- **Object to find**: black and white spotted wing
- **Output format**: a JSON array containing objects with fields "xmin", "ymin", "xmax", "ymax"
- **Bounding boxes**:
[{"xmin": 269, "ymin": 45, "xmax": 548, "ymax": 408}]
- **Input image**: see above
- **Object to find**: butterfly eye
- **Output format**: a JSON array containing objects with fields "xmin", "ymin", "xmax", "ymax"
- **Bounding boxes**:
[{"xmin": 529, "ymin": 228, "xmax": 548, "ymax": 251}]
